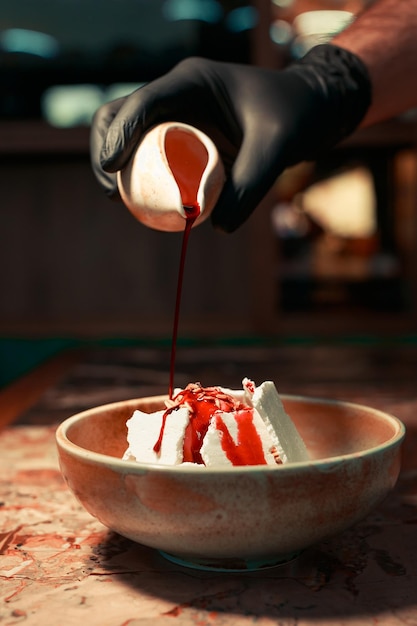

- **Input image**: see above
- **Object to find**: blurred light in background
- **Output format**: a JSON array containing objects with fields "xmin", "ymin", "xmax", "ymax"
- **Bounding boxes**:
[
  {"xmin": 292, "ymin": 10, "xmax": 354, "ymax": 56},
  {"xmin": 300, "ymin": 167, "xmax": 376, "ymax": 238},
  {"xmin": 163, "ymin": 0, "xmax": 223, "ymax": 23},
  {"xmin": 41, "ymin": 83, "xmax": 143, "ymax": 127},
  {"xmin": 270, "ymin": 19, "xmax": 293, "ymax": 46},
  {"xmin": 225, "ymin": 6, "xmax": 258, "ymax": 33},
  {"xmin": 41, "ymin": 85, "xmax": 103, "ymax": 127},
  {"xmin": 0, "ymin": 28, "xmax": 60, "ymax": 58},
  {"xmin": 271, "ymin": 0, "xmax": 294, "ymax": 8}
]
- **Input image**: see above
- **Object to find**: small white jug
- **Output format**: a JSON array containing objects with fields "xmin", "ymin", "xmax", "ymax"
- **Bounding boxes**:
[{"xmin": 117, "ymin": 122, "xmax": 225, "ymax": 232}]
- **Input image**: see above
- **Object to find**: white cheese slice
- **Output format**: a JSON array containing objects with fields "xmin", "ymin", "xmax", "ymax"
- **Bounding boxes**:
[
  {"xmin": 200, "ymin": 413, "xmax": 233, "ymax": 467},
  {"xmin": 123, "ymin": 407, "xmax": 189, "ymax": 465},
  {"xmin": 200, "ymin": 409, "xmax": 277, "ymax": 466},
  {"xmin": 243, "ymin": 378, "xmax": 309, "ymax": 463}
]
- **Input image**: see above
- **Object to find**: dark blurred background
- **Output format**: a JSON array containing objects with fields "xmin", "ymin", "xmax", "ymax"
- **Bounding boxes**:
[
  {"xmin": 1, "ymin": 0, "xmax": 258, "ymax": 122},
  {"xmin": 2, "ymin": 0, "xmax": 417, "ymax": 387}
]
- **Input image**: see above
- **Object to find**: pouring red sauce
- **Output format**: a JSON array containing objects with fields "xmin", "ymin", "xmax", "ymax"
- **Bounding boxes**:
[
  {"xmin": 159, "ymin": 133, "xmax": 269, "ymax": 466},
  {"xmin": 164, "ymin": 128, "xmax": 208, "ymax": 399},
  {"xmin": 168, "ymin": 203, "xmax": 200, "ymax": 400}
]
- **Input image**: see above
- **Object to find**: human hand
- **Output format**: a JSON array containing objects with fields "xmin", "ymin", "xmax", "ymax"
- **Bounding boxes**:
[{"xmin": 90, "ymin": 44, "xmax": 371, "ymax": 232}]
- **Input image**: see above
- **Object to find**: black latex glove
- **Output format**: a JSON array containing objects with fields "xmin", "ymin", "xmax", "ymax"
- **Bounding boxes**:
[{"xmin": 90, "ymin": 44, "xmax": 371, "ymax": 233}]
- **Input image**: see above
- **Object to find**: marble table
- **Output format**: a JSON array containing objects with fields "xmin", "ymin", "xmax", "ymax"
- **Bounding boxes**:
[{"xmin": 1, "ymin": 342, "xmax": 417, "ymax": 625}]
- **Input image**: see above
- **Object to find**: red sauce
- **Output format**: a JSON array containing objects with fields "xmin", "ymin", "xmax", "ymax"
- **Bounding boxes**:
[
  {"xmin": 215, "ymin": 411, "xmax": 268, "ymax": 466},
  {"xmin": 168, "ymin": 204, "xmax": 199, "ymax": 399},
  {"xmin": 165, "ymin": 129, "xmax": 208, "ymax": 208},
  {"xmin": 154, "ymin": 384, "xmax": 269, "ymax": 466}
]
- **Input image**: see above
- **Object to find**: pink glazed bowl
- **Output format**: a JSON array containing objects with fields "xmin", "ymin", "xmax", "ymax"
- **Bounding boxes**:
[{"xmin": 56, "ymin": 394, "xmax": 405, "ymax": 571}]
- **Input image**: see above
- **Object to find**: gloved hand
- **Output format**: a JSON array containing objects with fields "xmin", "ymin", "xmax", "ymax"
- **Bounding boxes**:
[{"xmin": 90, "ymin": 44, "xmax": 371, "ymax": 233}]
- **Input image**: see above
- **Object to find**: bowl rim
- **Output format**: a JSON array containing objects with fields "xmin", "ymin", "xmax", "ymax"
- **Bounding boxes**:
[{"xmin": 55, "ymin": 393, "xmax": 406, "ymax": 475}]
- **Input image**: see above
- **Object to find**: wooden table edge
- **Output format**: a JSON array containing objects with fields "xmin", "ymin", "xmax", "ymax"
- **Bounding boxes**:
[{"xmin": 0, "ymin": 348, "xmax": 85, "ymax": 430}]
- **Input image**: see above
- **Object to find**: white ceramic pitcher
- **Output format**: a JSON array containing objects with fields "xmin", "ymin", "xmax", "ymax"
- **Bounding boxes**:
[{"xmin": 117, "ymin": 122, "xmax": 225, "ymax": 232}]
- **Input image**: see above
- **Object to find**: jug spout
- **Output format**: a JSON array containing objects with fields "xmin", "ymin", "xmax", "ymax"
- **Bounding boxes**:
[{"xmin": 117, "ymin": 122, "xmax": 225, "ymax": 232}]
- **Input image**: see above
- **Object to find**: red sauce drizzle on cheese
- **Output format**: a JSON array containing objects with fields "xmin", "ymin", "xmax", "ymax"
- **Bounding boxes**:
[
  {"xmin": 153, "ymin": 384, "xmax": 268, "ymax": 466},
  {"xmin": 215, "ymin": 411, "xmax": 268, "ymax": 466}
]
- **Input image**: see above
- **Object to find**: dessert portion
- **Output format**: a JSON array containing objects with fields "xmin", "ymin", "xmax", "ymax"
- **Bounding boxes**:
[{"xmin": 123, "ymin": 378, "xmax": 309, "ymax": 467}]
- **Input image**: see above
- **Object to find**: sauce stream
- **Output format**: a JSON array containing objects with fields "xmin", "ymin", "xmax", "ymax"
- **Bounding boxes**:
[{"xmin": 168, "ymin": 203, "xmax": 200, "ymax": 399}]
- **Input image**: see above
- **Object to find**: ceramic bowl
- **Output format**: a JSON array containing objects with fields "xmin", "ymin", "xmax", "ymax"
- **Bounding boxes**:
[{"xmin": 56, "ymin": 395, "xmax": 405, "ymax": 571}]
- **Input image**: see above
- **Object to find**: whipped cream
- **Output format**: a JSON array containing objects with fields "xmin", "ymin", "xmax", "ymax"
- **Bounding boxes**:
[{"xmin": 123, "ymin": 378, "xmax": 309, "ymax": 467}]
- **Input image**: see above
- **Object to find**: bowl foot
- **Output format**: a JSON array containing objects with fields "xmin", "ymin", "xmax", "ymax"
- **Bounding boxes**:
[{"xmin": 158, "ymin": 550, "xmax": 301, "ymax": 572}]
